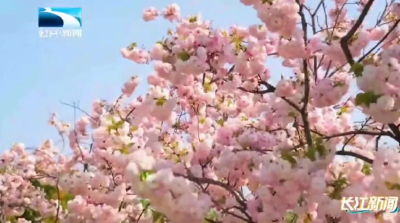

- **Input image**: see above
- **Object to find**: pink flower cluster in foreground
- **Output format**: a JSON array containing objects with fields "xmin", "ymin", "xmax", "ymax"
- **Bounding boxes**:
[{"xmin": 3, "ymin": 0, "xmax": 400, "ymax": 222}]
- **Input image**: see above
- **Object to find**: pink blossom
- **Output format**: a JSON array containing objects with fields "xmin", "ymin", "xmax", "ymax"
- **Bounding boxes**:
[
  {"xmin": 3, "ymin": 2, "xmax": 400, "ymax": 223},
  {"xmin": 122, "ymin": 76, "xmax": 140, "ymax": 96},
  {"xmin": 142, "ymin": 7, "xmax": 159, "ymax": 22},
  {"xmin": 162, "ymin": 3, "xmax": 181, "ymax": 22}
]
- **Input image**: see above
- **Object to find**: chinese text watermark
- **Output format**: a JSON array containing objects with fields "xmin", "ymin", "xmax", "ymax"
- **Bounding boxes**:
[
  {"xmin": 39, "ymin": 29, "xmax": 82, "ymax": 38},
  {"xmin": 341, "ymin": 196, "xmax": 399, "ymax": 214}
]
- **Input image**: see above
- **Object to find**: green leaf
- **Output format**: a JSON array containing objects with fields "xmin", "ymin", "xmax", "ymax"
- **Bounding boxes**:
[
  {"xmin": 349, "ymin": 32, "xmax": 359, "ymax": 45},
  {"xmin": 326, "ymin": 33, "xmax": 340, "ymax": 42},
  {"xmin": 112, "ymin": 120, "xmax": 124, "ymax": 129},
  {"xmin": 314, "ymin": 137, "xmax": 327, "ymax": 158},
  {"xmin": 328, "ymin": 174, "xmax": 348, "ymax": 199},
  {"xmin": 6, "ymin": 216, "xmax": 17, "ymax": 222},
  {"xmin": 305, "ymin": 146, "xmax": 317, "ymax": 161},
  {"xmin": 189, "ymin": 16, "xmax": 197, "ymax": 23},
  {"xmin": 361, "ymin": 163, "xmax": 371, "ymax": 175},
  {"xmin": 284, "ymin": 212, "xmax": 298, "ymax": 223},
  {"xmin": 355, "ymin": 92, "xmax": 382, "ymax": 106},
  {"xmin": 216, "ymin": 196, "xmax": 226, "ymax": 205},
  {"xmin": 177, "ymin": 51, "xmax": 191, "ymax": 61},
  {"xmin": 334, "ymin": 81, "xmax": 346, "ymax": 87},
  {"xmin": 140, "ymin": 170, "xmax": 155, "ymax": 181},
  {"xmin": 217, "ymin": 118, "xmax": 225, "ymax": 126},
  {"xmin": 20, "ymin": 208, "xmax": 40, "ymax": 221},
  {"xmin": 231, "ymin": 35, "xmax": 244, "ymax": 52},
  {"xmin": 362, "ymin": 53, "xmax": 376, "ymax": 65},
  {"xmin": 156, "ymin": 96, "xmax": 167, "ymax": 106},
  {"xmin": 262, "ymin": 0, "xmax": 273, "ymax": 5},
  {"xmin": 128, "ymin": 42, "xmax": 137, "ymax": 50},
  {"xmin": 139, "ymin": 199, "xmax": 151, "ymax": 215},
  {"xmin": 205, "ymin": 209, "xmax": 219, "ymax": 221},
  {"xmin": 171, "ymin": 141, "xmax": 179, "ymax": 149},
  {"xmin": 31, "ymin": 179, "xmax": 74, "ymax": 210},
  {"xmin": 42, "ymin": 217, "xmax": 57, "ymax": 223},
  {"xmin": 120, "ymin": 146, "xmax": 130, "ymax": 154},
  {"xmin": 350, "ymin": 62, "xmax": 364, "ymax": 77},
  {"xmin": 107, "ymin": 120, "xmax": 125, "ymax": 133},
  {"xmin": 0, "ymin": 167, "xmax": 7, "ymax": 174},
  {"xmin": 60, "ymin": 192, "xmax": 75, "ymax": 209},
  {"xmin": 385, "ymin": 182, "xmax": 400, "ymax": 190},
  {"xmin": 340, "ymin": 106, "xmax": 350, "ymax": 113},
  {"xmin": 303, "ymin": 214, "xmax": 313, "ymax": 223},
  {"xmin": 178, "ymin": 148, "xmax": 189, "ymax": 156},
  {"xmin": 42, "ymin": 184, "xmax": 57, "ymax": 199},
  {"xmin": 152, "ymin": 211, "xmax": 165, "ymax": 223},
  {"xmin": 31, "ymin": 179, "xmax": 41, "ymax": 187},
  {"xmin": 288, "ymin": 111, "xmax": 296, "ymax": 117},
  {"xmin": 140, "ymin": 199, "xmax": 151, "ymax": 207},
  {"xmin": 332, "ymin": 35, "xmax": 340, "ymax": 41},
  {"xmin": 172, "ymin": 122, "xmax": 181, "ymax": 129},
  {"xmin": 204, "ymin": 82, "xmax": 213, "ymax": 93},
  {"xmin": 281, "ymin": 151, "xmax": 297, "ymax": 166}
]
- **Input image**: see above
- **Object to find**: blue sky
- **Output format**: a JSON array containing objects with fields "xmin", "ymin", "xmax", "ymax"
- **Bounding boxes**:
[
  {"xmin": 0, "ymin": 0, "xmax": 258, "ymax": 151},
  {"xmin": 0, "ymin": 0, "xmax": 383, "ymax": 152}
]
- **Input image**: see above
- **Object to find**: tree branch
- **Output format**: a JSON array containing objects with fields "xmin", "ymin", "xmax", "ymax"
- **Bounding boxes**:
[
  {"xmin": 335, "ymin": 150, "xmax": 373, "ymax": 164},
  {"xmin": 297, "ymin": 0, "xmax": 313, "ymax": 148},
  {"xmin": 340, "ymin": 0, "xmax": 375, "ymax": 65},
  {"xmin": 358, "ymin": 19, "xmax": 400, "ymax": 62},
  {"xmin": 323, "ymin": 129, "xmax": 392, "ymax": 139},
  {"xmin": 388, "ymin": 124, "xmax": 400, "ymax": 144}
]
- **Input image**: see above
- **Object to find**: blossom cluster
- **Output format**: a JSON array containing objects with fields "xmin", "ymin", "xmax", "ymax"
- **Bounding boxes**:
[{"xmin": 2, "ymin": 0, "xmax": 400, "ymax": 223}]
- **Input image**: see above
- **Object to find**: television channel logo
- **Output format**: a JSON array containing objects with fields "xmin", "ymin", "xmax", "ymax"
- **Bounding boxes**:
[
  {"xmin": 38, "ymin": 7, "xmax": 82, "ymax": 38},
  {"xmin": 341, "ymin": 196, "xmax": 399, "ymax": 214}
]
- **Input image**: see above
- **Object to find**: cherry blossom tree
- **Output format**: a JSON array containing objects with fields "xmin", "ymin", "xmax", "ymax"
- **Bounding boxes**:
[{"xmin": 3, "ymin": 0, "xmax": 400, "ymax": 222}]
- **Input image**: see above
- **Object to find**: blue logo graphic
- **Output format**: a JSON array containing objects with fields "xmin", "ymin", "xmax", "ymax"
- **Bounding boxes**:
[
  {"xmin": 347, "ymin": 207, "xmax": 400, "ymax": 214},
  {"xmin": 38, "ymin": 8, "xmax": 82, "ymax": 28}
]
